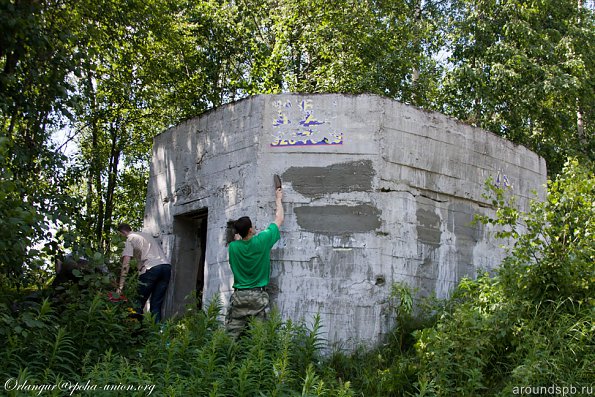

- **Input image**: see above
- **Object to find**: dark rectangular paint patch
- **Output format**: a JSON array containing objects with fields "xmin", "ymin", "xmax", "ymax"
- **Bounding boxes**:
[
  {"xmin": 294, "ymin": 204, "xmax": 381, "ymax": 235},
  {"xmin": 282, "ymin": 160, "xmax": 374, "ymax": 198}
]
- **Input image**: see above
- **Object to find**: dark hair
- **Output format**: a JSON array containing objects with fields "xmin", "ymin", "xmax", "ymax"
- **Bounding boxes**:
[
  {"xmin": 117, "ymin": 223, "xmax": 132, "ymax": 233},
  {"xmin": 234, "ymin": 216, "xmax": 252, "ymax": 238}
]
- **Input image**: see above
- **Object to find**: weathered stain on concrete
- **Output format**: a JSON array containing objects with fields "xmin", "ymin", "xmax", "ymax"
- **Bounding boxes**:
[
  {"xmin": 294, "ymin": 204, "xmax": 382, "ymax": 235},
  {"xmin": 416, "ymin": 257, "xmax": 439, "ymax": 298},
  {"xmin": 282, "ymin": 160, "xmax": 375, "ymax": 198},
  {"xmin": 415, "ymin": 197, "xmax": 441, "ymax": 249},
  {"xmin": 448, "ymin": 203, "xmax": 481, "ymax": 280}
]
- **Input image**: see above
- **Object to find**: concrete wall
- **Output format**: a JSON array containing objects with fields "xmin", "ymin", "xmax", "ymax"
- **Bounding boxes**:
[{"xmin": 144, "ymin": 93, "xmax": 547, "ymax": 350}]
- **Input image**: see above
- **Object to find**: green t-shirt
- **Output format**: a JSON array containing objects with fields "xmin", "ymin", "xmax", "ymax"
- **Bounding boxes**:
[{"xmin": 228, "ymin": 223, "xmax": 280, "ymax": 289}]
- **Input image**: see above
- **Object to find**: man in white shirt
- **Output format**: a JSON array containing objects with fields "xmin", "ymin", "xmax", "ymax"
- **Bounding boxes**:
[{"xmin": 116, "ymin": 223, "xmax": 171, "ymax": 322}]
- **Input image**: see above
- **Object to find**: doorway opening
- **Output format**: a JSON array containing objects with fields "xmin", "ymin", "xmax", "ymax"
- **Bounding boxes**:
[{"xmin": 171, "ymin": 208, "xmax": 208, "ymax": 314}]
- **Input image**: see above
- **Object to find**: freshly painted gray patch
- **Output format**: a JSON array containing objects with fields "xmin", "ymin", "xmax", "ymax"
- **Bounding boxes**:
[
  {"xmin": 416, "ymin": 257, "xmax": 439, "ymax": 297},
  {"xmin": 282, "ymin": 160, "xmax": 375, "ymax": 198},
  {"xmin": 294, "ymin": 204, "xmax": 381, "ymax": 235}
]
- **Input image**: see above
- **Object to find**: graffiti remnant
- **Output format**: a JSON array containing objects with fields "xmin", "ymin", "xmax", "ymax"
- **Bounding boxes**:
[
  {"xmin": 271, "ymin": 99, "xmax": 343, "ymax": 146},
  {"xmin": 495, "ymin": 169, "xmax": 512, "ymax": 189}
]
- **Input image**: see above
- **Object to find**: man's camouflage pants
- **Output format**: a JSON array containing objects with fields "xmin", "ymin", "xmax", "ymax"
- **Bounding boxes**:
[{"xmin": 225, "ymin": 288, "xmax": 269, "ymax": 339}]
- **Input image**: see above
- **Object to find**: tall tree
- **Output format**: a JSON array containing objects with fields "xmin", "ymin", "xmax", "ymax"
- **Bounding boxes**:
[
  {"xmin": 68, "ymin": 0, "xmax": 450, "ymax": 252},
  {"xmin": 70, "ymin": 0, "xmax": 185, "ymax": 250},
  {"xmin": 232, "ymin": 0, "xmax": 447, "ymax": 105},
  {"xmin": 441, "ymin": 0, "xmax": 595, "ymax": 174},
  {"xmin": 0, "ymin": 0, "xmax": 83, "ymax": 287}
]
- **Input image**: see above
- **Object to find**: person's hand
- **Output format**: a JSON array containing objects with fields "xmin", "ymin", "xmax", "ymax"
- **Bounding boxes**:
[
  {"xmin": 234, "ymin": 233, "xmax": 242, "ymax": 241},
  {"xmin": 275, "ymin": 187, "xmax": 283, "ymax": 201}
]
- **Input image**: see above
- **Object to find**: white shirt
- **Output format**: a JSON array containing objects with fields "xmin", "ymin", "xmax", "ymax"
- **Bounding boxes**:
[{"xmin": 122, "ymin": 232, "xmax": 169, "ymax": 274}]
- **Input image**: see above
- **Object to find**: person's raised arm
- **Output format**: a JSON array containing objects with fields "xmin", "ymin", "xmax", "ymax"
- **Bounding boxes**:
[{"xmin": 274, "ymin": 188, "xmax": 284, "ymax": 228}]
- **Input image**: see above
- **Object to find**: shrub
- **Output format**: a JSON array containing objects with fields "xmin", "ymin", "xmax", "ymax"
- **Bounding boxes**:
[
  {"xmin": 83, "ymin": 300, "xmax": 354, "ymax": 396},
  {"xmin": 413, "ymin": 159, "xmax": 595, "ymax": 396},
  {"xmin": 0, "ymin": 265, "xmax": 143, "ymax": 385}
]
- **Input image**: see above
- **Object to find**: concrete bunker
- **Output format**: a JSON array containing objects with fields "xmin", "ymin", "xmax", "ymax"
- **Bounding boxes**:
[{"xmin": 144, "ymin": 93, "xmax": 547, "ymax": 350}]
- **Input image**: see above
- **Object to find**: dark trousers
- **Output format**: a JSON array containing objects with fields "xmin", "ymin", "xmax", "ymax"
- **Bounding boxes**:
[{"xmin": 137, "ymin": 264, "xmax": 171, "ymax": 322}]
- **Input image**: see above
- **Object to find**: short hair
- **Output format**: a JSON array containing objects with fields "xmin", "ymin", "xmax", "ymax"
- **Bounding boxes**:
[
  {"xmin": 117, "ymin": 223, "xmax": 132, "ymax": 233},
  {"xmin": 234, "ymin": 216, "xmax": 252, "ymax": 238}
]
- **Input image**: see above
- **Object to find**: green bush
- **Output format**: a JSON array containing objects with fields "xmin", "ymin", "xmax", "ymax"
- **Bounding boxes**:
[
  {"xmin": 413, "ymin": 159, "xmax": 595, "ymax": 397},
  {"xmin": 0, "ymin": 267, "xmax": 144, "ymax": 386},
  {"xmin": 82, "ymin": 301, "xmax": 354, "ymax": 396}
]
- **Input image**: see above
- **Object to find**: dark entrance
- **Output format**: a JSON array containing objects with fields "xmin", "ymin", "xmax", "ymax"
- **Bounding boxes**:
[{"xmin": 170, "ymin": 208, "xmax": 208, "ymax": 315}]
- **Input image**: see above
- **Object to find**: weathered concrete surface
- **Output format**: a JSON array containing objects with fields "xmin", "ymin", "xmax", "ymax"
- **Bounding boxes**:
[{"xmin": 143, "ymin": 94, "xmax": 547, "ymax": 351}]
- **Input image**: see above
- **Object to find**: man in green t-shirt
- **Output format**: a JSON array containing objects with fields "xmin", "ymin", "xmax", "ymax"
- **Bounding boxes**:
[{"xmin": 225, "ymin": 188, "xmax": 284, "ymax": 338}]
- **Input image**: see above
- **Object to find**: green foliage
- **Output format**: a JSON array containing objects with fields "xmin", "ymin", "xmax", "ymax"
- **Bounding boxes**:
[
  {"xmin": 0, "ymin": 132, "xmax": 81, "ymax": 288},
  {"xmin": 415, "ymin": 275, "xmax": 512, "ymax": 396},
  {"xmin": 2, "ymin": 0, "xmax": 593, "ymax": 286},
  {"xmin": 477, "ymin": 158, "xmax": 594, "ymax": 304},
  {"xmin": 0, "ymin": 0, "xmax": 89, "ymax": 288},
  {"xmin": 2, "ymin": 287, "xmax": 349, "ymax": 396},
  {"xmin": 0, "ymin": 266, "xmax": 144, "ymax": 382},
  {"xmin": 1, "ymin": 298, "xmax": 75, "ymax": 380},
  {"xmin": 441, "ymin": 0, "xmax": 595, "ymax": 174},
  {"xmin": 81, "ymin": 303, "xmax": 353, "ymax": 396},
  {"xmin": 324, "ymin": 283, "xmax": 440, "ymax": 397},
  {"xmin": 0, "ymin": 135, "xmax": 45, "ymax": 287},
  {"xmin": 500, "ymin": 158, "xmax": 594, "ymax": 304},
  {"xmin": 229, "ymin": 0, "xmax": 446, "ymax": 105},
  {"xmin": 414, "ymin": 159, "xmax": 595, "ymax": 396},
  {"xmin": 1, "ymin": 162, "xmax": 592, "ymax": 397}
]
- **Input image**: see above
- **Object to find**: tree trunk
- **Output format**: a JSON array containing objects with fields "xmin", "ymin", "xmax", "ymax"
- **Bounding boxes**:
[
  {"xmin": 576, "ymin": 0, "xmax": 587, "ymax": 149},
  {"xmin": 102, "ymin": 122, "xmax": 122, "ymax": 253},
  {"xmin": 577, "ymin": 104, "xmax": 586, "ymax": 147},
  {"xmin": 84, "ymin": 66, "xmax": 105, "ymax": 247}
]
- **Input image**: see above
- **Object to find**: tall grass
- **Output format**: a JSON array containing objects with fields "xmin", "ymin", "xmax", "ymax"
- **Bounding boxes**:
[
  {"xmin": 1, "ymin": 275, "xmax": 592, "ymax": 396},
  {"xmin": 83, "ymin": 299, "xmax": 353, "ymax": 396}
]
